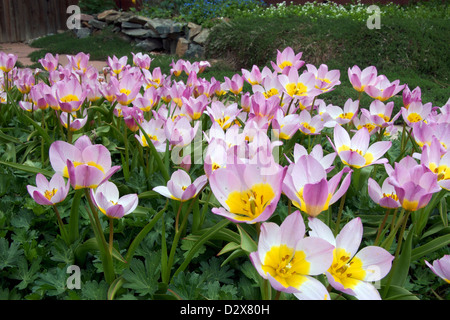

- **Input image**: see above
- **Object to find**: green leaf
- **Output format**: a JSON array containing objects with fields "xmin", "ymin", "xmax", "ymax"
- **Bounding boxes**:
[
  {"xmin": 390, "ymin": 228, "xmax": 414, "ymax": 287},
  {"xmin": 122, "ymin": 254, "xmax": 160, "ymax": 297},
  {"xmin": 237, "ymin": 224, "xmax": 257, "ymax": 253},
  {"xmin": 0, "ymin": 160, "xmax": 53, "ymax": 177},
  {"xmin": 410, "ymin": 233, "xmax": 450, "ymax": 261},
  {"xmin": 80, "ymin": 280, "xmax": 109, "ymax": 300},
  {"xmin": 0, "ymin": 238, "xmax": 24, "ymax": 270},
  {"xmin": 382, "ymin": 285, "xmax": 420, "ymax": 300}
]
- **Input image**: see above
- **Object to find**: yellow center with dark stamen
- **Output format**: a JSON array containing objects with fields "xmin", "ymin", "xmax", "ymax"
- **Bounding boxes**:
[
  {"xmin": 300, "ymin": 123, "xmax": 316, "ymax": 134},
  {"xmin": 278, "ymin": 61, "xmax": 293, "ymax": 70},
  {"xmin": 263, "ymin": 88, "xmax": 279, "ymax": 99},
  {"xmin": 215, "ymin": 116, "xmax": 231, "ymax": 129},
  {"xmin": 261, "ymin": 244, "xmax": 310, "ymax": 289},
  {"xmin": 338, "ymin": 145, "xmax": 374, "ymax": 168},
  {"xmin": 225, "ymin": 183, "xmax": 275, "ymax": 222},
  {"xmin": 62, "ymin": 161, "xmax": 105, "ymax": 179},
  {"xmin": 286, "ymin": 82, "xmax": 307, "ymax": 97},
  {"xmin": 328, "ymin": 248, "xmax": 366, "ymax": 289},
  {"xmin": 339, "ymin": 112, "xmax": 354, "ymax": 120},
  {"xmin": 44, "ymin": 188, "xmax": 58, "ymax": 201},
  {"xmin": 382, "ymin": 192, "xmax": 398, "ymax": 201}
]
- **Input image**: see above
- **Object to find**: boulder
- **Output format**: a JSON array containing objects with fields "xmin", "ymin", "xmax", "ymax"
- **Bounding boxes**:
[
  {"xmin": 135, "ymin": 39, "xmax": 164, "ymax": 52},
  {"xmin": 146, "ymin": 18, "xmax": 186, "ymax": 38},
  {"xmin": 89, "ymin": 19, "xmax": 108, "ymax": 30},
  {"xmin": 97, "ymin": 9, "xmax": 119, "ymax": 21},
  {"xmin": 185, "ymin": 43, "xmax": 205, "ymax": 59},
  {"xmin": 176, "ymin": 38, "xmax": 190, "ymax": 58},
  {"xmin": 122, "ymin": 28, "xmax": 158, "ymax": 38},
  {"xmin": 121, "ymin": 21, "xmax": 144, "ymax": 29},
  {"xmin": 192, "ymin": 28, "xmax": 210, "ymax": 45},
  {"xmin": 187, "ymin": 22, "xmax": 202, "ymax": 40},
  {"xmin": 74, "ymin": 27, "xmax": 92, "ymax": 39}
]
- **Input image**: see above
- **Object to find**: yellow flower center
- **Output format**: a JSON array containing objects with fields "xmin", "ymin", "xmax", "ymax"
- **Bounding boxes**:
[
  {"xmin": 261, "ymin": 244, "xmax": 310, "ymax": 289},
  {"xmin": 263, "ymin": 88, "xmax": 279, "ymax": 99},
  {"xmin": 278, "ymin": 61, "xmax": 293, "ymax": 70},
  {"xmin": 328, "ymin": 248, "xmax": 366, "ymax": 290},
  {"xmin": 300, "ymin": 122, "xmax": 316, "ymax": 134},
  {"xmin": 60, "ymin": 94, "xmax": 79, "ymax": 103},
  {"xmin": 225, "ymin": 183, "xmax": 275, "ymax": 222},
  {"xmin": 338, "ymin": 112, "xmax": 354, "ymax": 120},
  {"xmin": 286, "ymin": 82, "xmax": 307, "ymax": 97},
  {"xmin": 44, "ymin": 188, "xmax": 58, "ymax": 201},
  {"xmin": 407, "ymin": 113, "xmax": 422, "ymax": 123}
]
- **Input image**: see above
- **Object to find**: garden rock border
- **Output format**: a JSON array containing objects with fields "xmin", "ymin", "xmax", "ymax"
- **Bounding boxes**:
[{"xmin": 78, "ymin": 10, "xmax": 210, "ymax": 59}]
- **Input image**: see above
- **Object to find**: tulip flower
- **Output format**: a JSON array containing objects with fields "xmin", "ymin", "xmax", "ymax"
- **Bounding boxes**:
[
  {"xmin": 271, "ymin": 108, "xmax": 301, "ymax": 140},
  {"xmin": 27, "ymin": 173, "xmax": 70, "ymax": 206},
  {"xmin": 306, "ymin": 63, "xmax": 341, "ymax": 92},
  {"xmin": 114, "ymin": 71, "xmax": 142, "ymax": 106},
  {"xmin": 209, "ymin": 158, "xmax": 287, "ymax": 224},
  {"xmin": 367, "ymin": 177, "xmax": 400, "ymax": 209},
  {"xmin": 49, "ymin": 135, "xmax": 121, "ymax": 190},
  {"xmin": 364, "ymin": 75, "xmax": 405, "ymax": 102},
  {"xmin": 165, "ymin": 115, "xmax": 200, "ymax": 148},
  {"xmin": 401, "ymin": 101, "xmax": 432, "ymax": 127},
  {"xmin": 108, "ymin": 55, "xmax": 128, "ymax": 76},
  {"xmin": 0, "ymin": 52, "xmax": 18, "ymax": 73},
  {"xmin": 39, "ymin": 53, "xmax": 59, "ymax": 72},
  {"xmin": 181, "ymin": 94, "xmax": 209, "ymax": 121},
  {"xmin": 360, "ymin": 100, "xmax": 400, "ymax": 129},
  {"xmin": 322, "ymin": 98, "xmax": 359, "ymax": 127},
  {"xmin": 54, "ymin": 77, "xmax": 87, "ymax": 113},
  {"xmin": 122, "ymin": 105, "xmax": 144, "ymax": 132},
  {"xmin": 60, "ymin": 109, "xmax": 88, "ymax": 132},
  {"xmin": 412, "ymin": 122, "xmax": 450, "ymax": 151},
  {"xmin": 15, "ymin": 68, "xmax": 35, "ymax": 94},
  {"xmin": 206, "ymin": 101, "xmax": 241, "ymax": 130},
  {"xmin": 135, "ymin": 117, "xmax": 167, "ymax": 152},
  {"xmin": 132, "ymin": 52, "xmax": 152, "ymax": 70},
  {"xmin": 386, "ymin": 156, "xmax": 441, "ymax": 211},
  {"xmin": 278, "ymin": 68, "xmax": 322, "ymax": 99},
  {"xmin": 425, "ymin": 255, "xmax": 450, "ymax": 284},
  {"xmin": 308, "ymin": 217, "xmax": 394, "ymax": 300},
  {"xmin": 282, "ymin": 155, "xmax": 352, "ymax": 217},
  {"xmin": 288, "ymin": 143, "xmax": 336, "ymax": 173},
  {"xmin": 418, "ymin": 137, "xmax": 450, "ymax": 190},
  {"xmin": 223, "ymin": 74, "xmax": 244, "ymax": 95},
  {"xmin": 90, "ymin": 181, "xmax": 138, "ymax": 219},
  {"xmin": 348, "ymin": 65, "xmax": 379, "ymax": 93},
  {"xmin": 329, "ymin": 125, "xmax": 391, "ymax": 169},
  {"xmin": 402, "ymin": 85, "xmax": 422, "ymax": 109},
  {"xmin": 271, "ymin": 47, "xmax": 304, "ymax": 73},
  {"xmin": 153, "ymin": 169, "xmax": 207, "ymax": 202},
  {"xmin": 250, "ymin": 210, "xmax": 334, "ymax": 300},
  {"xmin": 298, "ymin": 109, "xmax": 325, "ymax": 135},
  {"xmin": 67, "ymin": 52, "xmax": 90, "ymax": 74}
]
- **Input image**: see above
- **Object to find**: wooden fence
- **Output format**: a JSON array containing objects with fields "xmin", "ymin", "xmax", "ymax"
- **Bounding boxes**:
[{"xmin": 0, "ymin": 0, "xmax": 79, "ymax": 43}]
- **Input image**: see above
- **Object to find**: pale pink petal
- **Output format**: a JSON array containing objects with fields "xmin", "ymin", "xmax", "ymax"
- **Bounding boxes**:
[
  {"xmin": 295, "ymin": 237, "xmax": 334, "ymax": 275},
  {"xmin": 335, "ymin": 217, "xmax": 363, "ymax": 259},
  {"xmin": 293, "ymin": 276, "xmax": 331, "ymax": 300},
  {"xmin": 355, "ymin": 246, "xmax": 394, "ymax": 281}
]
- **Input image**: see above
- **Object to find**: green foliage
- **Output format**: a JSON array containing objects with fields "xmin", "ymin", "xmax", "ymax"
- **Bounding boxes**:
[{"xmin": 78, "ymin": 0, "xmax": 116, "ymax": 14}]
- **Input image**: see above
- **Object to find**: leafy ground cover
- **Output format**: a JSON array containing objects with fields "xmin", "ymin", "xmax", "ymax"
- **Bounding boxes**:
[{"xmin": 0, "ymin": 0, "xmax": 449, "ymax": 301}]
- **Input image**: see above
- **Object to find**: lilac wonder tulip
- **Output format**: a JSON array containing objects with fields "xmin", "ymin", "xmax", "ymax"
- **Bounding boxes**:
[
  {"xmin": 153, "ymin": 169, "xmax": 207, "ymax": 202},
  {"xmin": 90, "ymin": 181, "xmax": 138, "ymax": 219},
  {"xmin": 49, "ymin": 135, "xmax": 121, "ymax": 190},
  {"xmin": 27, "ymin": 173, "xmax": 70, "ymax": 206},
  {"xmin": 425, "ymin": 255, "xmax": 450, "ymax": 284}
]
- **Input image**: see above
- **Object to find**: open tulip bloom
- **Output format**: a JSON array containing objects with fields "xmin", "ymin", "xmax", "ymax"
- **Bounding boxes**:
[
  {"xmin": 27, "ymin": 173, "xmax": 70, "ymax": 206},
  {"xmin": 90, "ymin": 181, "xmax": 138, "ymax": 219},
  {"xmin": 209, "ymin": 158, "xmax": 287, "ymax": 224},
  {"xmin": 329, "ymin": 125, "xmax": 391, "ymax": 169},
  {"xmin": 250, "ymin": 210, "xmax": 334, "ymax": 300},
  {"xmin": 153, "ymin": 169, "xmax": 207, "ymax": 202},
  {"xmin": 49, "ymin": 135, "xmax": 121, "ymax": 190},
  {"xmin": 425, "ymin": 255, "xmax": 450, "ymax": 284},
  {"xmin": 308, "ymin": 217, "xmax": 394, "ymax": 300}
]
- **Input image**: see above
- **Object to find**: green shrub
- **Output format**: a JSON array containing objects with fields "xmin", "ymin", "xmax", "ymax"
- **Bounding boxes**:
[{"xmin": 78, "ymin": 0, "xmax": 116, "ymax": 14}]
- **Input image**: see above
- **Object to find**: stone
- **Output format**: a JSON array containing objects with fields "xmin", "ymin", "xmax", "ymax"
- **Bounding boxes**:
[
  {"xmin": 74, "ymin": 27, "xmax": 91, "ymax": 39},
  {"xmin": 193, "ymin": 28, "xmax": 210, "ymax": 45},
  {"xmin": 135, "ymin": 39, "xmax": 163, "ymax": 52},
  {"xmin": 146, "ymin": 18, "xmax": 186, "ymax": 38},
  {"xmin": 117, "ymin": 11, "xmax": 135, "ymax": 23},
  {"xmin": 121, "ymin": 21, "xmax": 144, "ymax": 29},
  {"xmin": 122, "ymin": 28, "xmax": 157, "ymax": 38},
  {"xmin": 187, "ymin": 22, "xmax": 202, "ymax": 40},
  {"xmin": 97, "ymin": 9, "xmax": 119, "ymax": 21},
  {"xmin": 88, "ymin": 19, "xmax": 108, "ymax": 30},
  {"xmin": 176, "ymin": 38, "xmax": 190, "ymax": 58},
  {"xmin": 80, "ymin": 14, "xmax": 94, "ymax": 22},
  {"xmin": 185, "ymin": 43, "xmax": 205, "ymax": 59},
  {"xmin": 128, "ymin": 15, "xmax": 153, "ymax": 25}
]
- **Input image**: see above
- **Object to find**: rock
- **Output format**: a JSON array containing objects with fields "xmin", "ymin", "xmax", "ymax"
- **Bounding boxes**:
[
  {"xmin": 146, "ymin": 18, "xmax": 186, "ymax": 38},
  {"xmin": 97, "ymin": 9, "xmax": 119, "ymax": 21},
  {"xmin": 193, "ymin": 28, "xmax": 210, "ymax": 45},
  {"xmin": 74, "ymin": 27, "xmax": 91, "ymax": 39},
  {"xmin": 121, "ymin": 21, "xmax": 144, "ymax": 29},
  {"xmin": 117, "ymin": 11, "xmax": 135, "ymax": 23},
  {"xmin": 135, "ymin": 39, "xmax": 163, "ymax": 52},
  {"xmin": 185, "ymin": 43, "xmax": 205, "ymax": 59},
  {"xmin": 89, "ymin": 19, "xmax": 108, "ymax": 30},
  {"xmin": 128, "ymin": 15, "xmax": 153, "ymax": 25},
  {"xmin": 187, "ymin": 22, "xmax": 202, "ymax": 40},
  {"xmin": 122, "ymin": 28, "xmax": 158, "ymax": 38},
  {"xmin": 80, "ymin": 14, "xmax": 94, "ymax": 22},
  {"xmin": 176, "ymin": 38, "xmax": 190, "ymax": 58}
]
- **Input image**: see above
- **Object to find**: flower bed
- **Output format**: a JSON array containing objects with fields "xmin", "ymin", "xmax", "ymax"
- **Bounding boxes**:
[{"xmin": 0, "ymin": 47, "xmax": 449, "ymax": 300}]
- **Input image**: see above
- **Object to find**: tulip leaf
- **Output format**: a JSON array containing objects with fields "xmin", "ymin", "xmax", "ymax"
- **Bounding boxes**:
[
  {"xmin": 390, "ymin": 228, "xmax": 414, "ymax": 287},
  {"xmin": 410, "ymin": 234, "xmax": 450, "ymax": 261},
  {"xmin": 382, "ymin": 285, "xmax": 419, "ymax": 300},
  {"xmin": 0, "ymin": 160, "xmax": 53, "ymax": 177},
  {"xmin": 237, "ymin": 224, "xmax": 257, "ymax": 253},
  {"xmin": 107, "ymin": 276, "xmax": 125, "ymax": 300}
]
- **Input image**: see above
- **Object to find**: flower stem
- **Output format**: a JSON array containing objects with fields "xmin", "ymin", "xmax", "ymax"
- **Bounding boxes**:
[
  {"xmin": 109, "ymin": 217, "xmax": 114, "ymax": 254},
  {"xmin": 374, "ymin": 208, "xmax": 391, "ymax": 246}
]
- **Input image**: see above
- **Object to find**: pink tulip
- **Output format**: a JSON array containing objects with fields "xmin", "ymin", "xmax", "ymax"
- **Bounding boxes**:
[
  {"xmin": 39, "ymin": 53, "xmax": 59, "ymax": 72},
  {"xmin": 223, "ymin": 74, "xmax": 244, "ymax": 95},
  {"xmin": 348, "ymin": 65, "xmax": 378, "ymax": 93},
  {"xmin": 165, "ymin": 115, "xmax": 200, "ymax": 148},
  {"xmin": 107, "ymin": 55, "xmax": 128, "ymax": 76},
  {"xmin": 401, "ymin": 101, "xmax": 432, "ymax": 127},
  {"xmin": 364, "ymin": 75, "xmax": 405, "ymax": 101},
  {"xmin": 54, "ymin": 77, "xmax": 87, "ymax": 113},
  {"xmin": 67, "ymin": 52, "xmax": 90, "ymax": 75},
  {"xmin": 367, "ymin": 177, "xmax": 400, "ymax": 209},
  {"xmin": 90, "ymin": 181, "xmax": 138, "ymax": 219},
  {"xmin": 386, "ymin": 156, "xmax": 440, "ymax": 211},
  {"xmin": 135, "ymin": 117, "xmax": 167, "ymax": 152},
  {"xmin": 27, "ymin": 173, "xmax": 70, "ymax": 206},
  {"xmin": 306, "ymin": 63, "xmax": 341, "ymax": 92},
  {"xmin": 329, "ymin": 125, "xmax": 391, "ymax": 169},
  {"xmin": 308, "ymin": 217, "xmax": 394, "ymax": 300},
  {"xmin": 60, "ymin": 109, "xmax": 88, "ymax": 132},
  {"xmin": 402, "ymin": 85, "xmax": 422, "ymax": 109},
  {"xmin": 153, "ymin": 169, "xmax": 207, "ymax": 202},
  {"xmin": 132, "ymin": 52, "xmax": 152, "ymax": 70},
  {"xmin": 209, "ymin": 157, "xmax": 287, "ymax": 224},
  {"xmin": 271, "ymin": 47, "xmax": 304, "ymax": 73},
  {"xmin": 282, "ymin": 155, "xmax": 352, "ymax": 217},
  {"xmin": 0, "ymin": 52, "xmax": 18, "ymax": 73},
  {"xmin": 49, "ymin": 135, "xmax": 121, "ymax": 190},
  {"xmin": 115, "ymin": 70, "xmax": 142, "ymax": 106},
  {"xmin": 250, "ymin": 210, "xmax": 334, "ymax": 300},
  {"xmin": 425, "ymin": 255, "xmax": 450, "ymax": 284}
]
